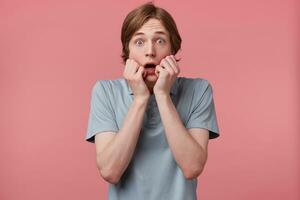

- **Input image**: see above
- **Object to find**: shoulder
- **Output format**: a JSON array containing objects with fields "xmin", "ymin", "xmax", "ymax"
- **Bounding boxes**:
[
  {"xmin": 92, "ymin": 78, "xmax": 127, "ymax": 93},
  {"xmin": 94, "ymin": 78, "xmax": 125, "ymax": 88},
  {"xmin": 177, "ymin": 77, "xmax": 213, "ymax": 95}
]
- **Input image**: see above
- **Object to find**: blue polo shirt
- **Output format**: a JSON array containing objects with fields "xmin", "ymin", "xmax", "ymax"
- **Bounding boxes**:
[{"xmin": 85, "ymin": 76, "xmax": 220, "ymax": 200}]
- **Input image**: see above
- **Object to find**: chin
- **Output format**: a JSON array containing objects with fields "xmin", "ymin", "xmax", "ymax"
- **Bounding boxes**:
[{"xmin": 144, "ymin": 74, "xmax": 158, "ymax": 83}]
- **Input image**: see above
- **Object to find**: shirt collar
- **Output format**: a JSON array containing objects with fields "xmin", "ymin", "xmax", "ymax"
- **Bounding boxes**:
[{"xmin": 125, "ymin": 77, "xmax": 179, "ymax": 96}]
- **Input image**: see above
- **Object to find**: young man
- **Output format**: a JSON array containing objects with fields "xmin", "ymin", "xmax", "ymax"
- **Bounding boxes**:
[{"xmin": 85, "ymin": 2, "xmax": 220, "ymax": 200}]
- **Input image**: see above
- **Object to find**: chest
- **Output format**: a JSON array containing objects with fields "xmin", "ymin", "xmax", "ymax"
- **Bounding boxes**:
[{"xmin": 113, "ymin": 95, "xmax": 192, "ymax": 149}]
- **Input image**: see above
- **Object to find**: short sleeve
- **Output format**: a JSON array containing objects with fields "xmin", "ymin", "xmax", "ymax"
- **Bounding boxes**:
[
  {"xmin": 85, "ymin": 81, "xmax": 118, "ymax": 143},
  {"xmin": 185, "ymin": 80, "xmax": 220, "ymax": 139}
]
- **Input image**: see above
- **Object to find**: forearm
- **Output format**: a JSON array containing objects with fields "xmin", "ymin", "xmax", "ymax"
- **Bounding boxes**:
[
  {"xmin": 98, "ymin": 97, "xmax": 149, "ymax": 182},
  {"xmin": 155, "ymin": 94, "xmax": 206, "ymax": 178}
]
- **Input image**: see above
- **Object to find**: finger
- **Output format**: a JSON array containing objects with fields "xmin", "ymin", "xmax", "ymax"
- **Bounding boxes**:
[
  {"xmin": 128, "ymin": 60, "xmax": 139, "ymax": 76},
  {"xmin": 161, "ymin": 59, "xmax": 175, "ymax": 75},
  {"xmin": 155, "ymin": 65, "xmax": 166, "ymax": 76},
  {"xmin": 136, "ymin": 66, "xmax": 145, "ymax": 78},
  {"xmin": 125, "ymin": 59, "xmax": 133, "ymax": 75},
  {"xmin": 132, "ymin": 59, "xmax": 142, "ymax": 73},
  {"xmin": 166, "ymin": 55, "xmax": 179, "ymax": 74},
  {"xmin": 171, "ymin": 55, "xmax": 180, "ymax": 73},
  {"xmin": 124, "ymin": 59, "xmax": 131, "ymax": 76}
]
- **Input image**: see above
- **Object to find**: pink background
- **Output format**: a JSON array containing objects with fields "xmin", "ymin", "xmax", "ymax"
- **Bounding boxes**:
[{"xmin": 1, "ymin": 0, "xmax": 299, "ymax": 199}]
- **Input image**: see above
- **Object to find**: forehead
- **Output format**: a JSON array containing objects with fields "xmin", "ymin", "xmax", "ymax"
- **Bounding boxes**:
[{"xmin": 132, "ymin": 18, "xmax": 169, "ymax": 37}]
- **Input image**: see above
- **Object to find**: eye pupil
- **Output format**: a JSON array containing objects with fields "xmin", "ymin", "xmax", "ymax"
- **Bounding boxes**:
[
  {"xmin": 158, "ymin": 39, "xmax": 164, "ymax": 44},
  {"xmin": 136, "ymin": 40, "xmax": 143, "ymax": 45}
]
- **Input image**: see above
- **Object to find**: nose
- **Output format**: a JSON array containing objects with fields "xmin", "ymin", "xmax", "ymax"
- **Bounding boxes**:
[{"xmin": 145, "ymin": 42, "xmax": 156, "ymax": 58}]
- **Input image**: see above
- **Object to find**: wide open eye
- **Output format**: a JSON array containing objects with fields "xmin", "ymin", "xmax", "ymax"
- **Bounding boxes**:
[
  {"xmin": 135, "ymin": 39, "xmax": 144, "ymax": 46},
  {"xmin": 157, "ymin": 38, "xmax": 165, "ymax": 44}
]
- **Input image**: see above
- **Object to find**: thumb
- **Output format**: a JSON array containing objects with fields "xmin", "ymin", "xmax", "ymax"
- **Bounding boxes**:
[{"xmin": 136, "ymin": 66, "xmax": 145, "ymax": 78}]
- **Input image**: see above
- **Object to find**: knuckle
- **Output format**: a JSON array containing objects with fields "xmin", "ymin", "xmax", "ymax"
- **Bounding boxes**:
[{"xmin": 132, "ymin": 59, "xmax": 137, "ymax": 65}]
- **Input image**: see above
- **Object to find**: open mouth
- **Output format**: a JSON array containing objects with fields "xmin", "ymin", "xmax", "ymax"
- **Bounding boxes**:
[
  {"xmin": 144, "ymin": 63, "xmax": 156, "ymax": 68},
  {"xmin": 143, "ymin": 63, "xmax": 157, "ymax": 77}
]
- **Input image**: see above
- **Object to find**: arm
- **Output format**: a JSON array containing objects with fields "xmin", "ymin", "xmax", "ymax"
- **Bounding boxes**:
[
  {"xmin": 96, "ymin": 97, "xmax": 149, "ymax": 184},
  {"xmin": 155, "ymin": 94, "xmax": 208, "ymax": 180},
  {"xmin": 97, "ymin": 59, "xmax": 150, "ymax": 183},
  {"xmin": 153, "ymin": 55, "xmax": 209, "ymax": 179}
]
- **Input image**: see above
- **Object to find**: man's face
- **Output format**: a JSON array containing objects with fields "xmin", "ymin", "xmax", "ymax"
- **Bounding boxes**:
[{"xmin": 128, "ymin": 18, "xmax": 172, "ymax": 83}]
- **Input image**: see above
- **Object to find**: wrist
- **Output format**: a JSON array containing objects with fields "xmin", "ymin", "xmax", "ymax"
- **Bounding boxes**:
[
  {"xmin": 154, "ymin": 92, "xmax": 170, "ymax": 100},
  {"xmin": 133, "ymin": 95, "xmax": 150, "ymax": 105},
  {"xmin": 153, "ymin": 89, "xmax": 167, "ymax": 95}
]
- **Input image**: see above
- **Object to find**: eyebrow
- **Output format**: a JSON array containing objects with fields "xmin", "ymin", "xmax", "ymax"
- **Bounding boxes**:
[{"xmin": 132, "ymin": 31, "xmax": 168, "ymax": 37}]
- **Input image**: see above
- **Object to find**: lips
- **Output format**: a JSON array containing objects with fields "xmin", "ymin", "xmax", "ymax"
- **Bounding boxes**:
[{"xmin": 143, "ymin": 63, "xmax": 158, "ymax": 77}]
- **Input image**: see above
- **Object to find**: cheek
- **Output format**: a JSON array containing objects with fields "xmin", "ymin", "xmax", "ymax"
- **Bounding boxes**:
[
  {"xmin": 157, "ymin": 50, "xmax": 172, "ymax": 60},
  {"xmin": 129, "ymin": 50, "xmax": 144, "ymax": 63},
  {"xmin": 158, "ymin": 46, "xmax": 172, "ymax": 56},
  {"xmin": 129, "ymin": 46, "xmax": 141, "ymax": 58}
]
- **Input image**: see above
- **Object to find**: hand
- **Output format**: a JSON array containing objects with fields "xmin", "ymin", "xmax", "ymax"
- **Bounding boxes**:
[
  {"xmin": 123, "ymin": 59, "xmax": 150, "ymax": 100},
  {"xmin": 153, "ymin": 55, "xmax": 180, "ymax": 96}
]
